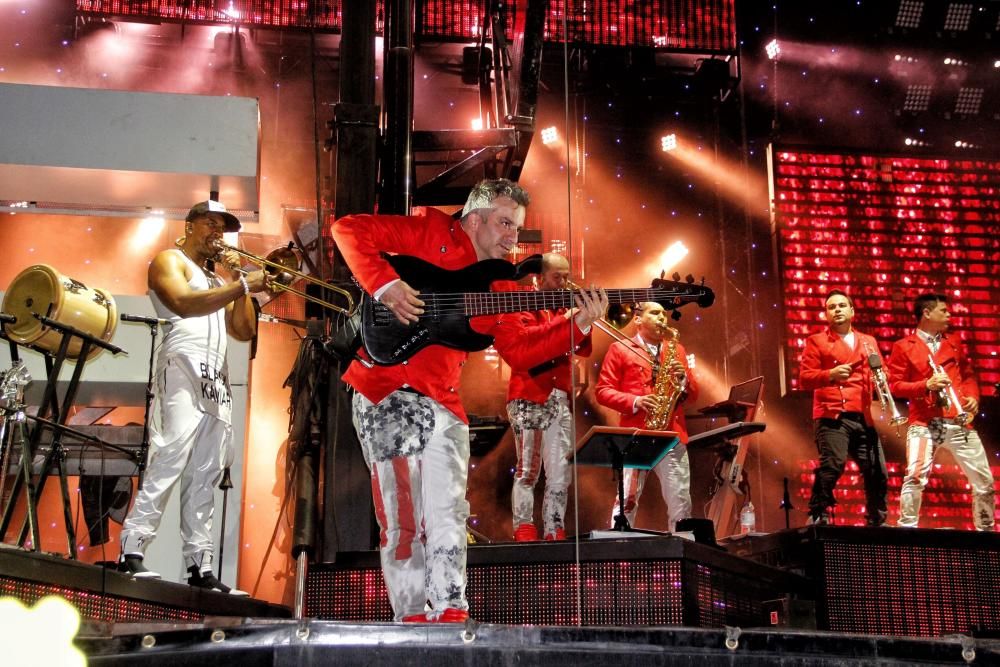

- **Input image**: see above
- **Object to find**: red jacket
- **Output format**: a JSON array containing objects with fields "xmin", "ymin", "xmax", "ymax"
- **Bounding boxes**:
[
  {"xmin": 331, "ymin": 208, "xmax": 575, "ymax": 422},
  {"xmin": 798, "ymin": 328, "xmax": 882, "ymax": 424},
  {"xmin": 492, "ymin": 308, "xmax": 593, "ymax": 404},
  {"xmin": 595, "ymin": 335, "xmax": 698, "ymax": 443},
  {"xmin": 887, "ymin": 332, "xmax": 979, "ymax": 427}
]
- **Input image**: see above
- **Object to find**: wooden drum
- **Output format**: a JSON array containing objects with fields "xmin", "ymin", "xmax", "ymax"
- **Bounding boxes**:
[{"xmin": 2, "ymin": 264, "xmax": 118, "ymax": 360}]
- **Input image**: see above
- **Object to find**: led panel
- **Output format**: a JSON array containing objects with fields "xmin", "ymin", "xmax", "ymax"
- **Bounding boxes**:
[{"xmin": 771, "ymin": 148, "xmax": 1000, "ymax": 397}]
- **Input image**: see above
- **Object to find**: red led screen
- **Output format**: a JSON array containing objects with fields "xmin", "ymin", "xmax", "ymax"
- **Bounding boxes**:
[
  {"xmin": 770, "ymin": 147, "xmax": 1000, "ymax": 397},
  {"xmin": 75, "ymin": 0, "xmax": 737, "ymax": 51}
]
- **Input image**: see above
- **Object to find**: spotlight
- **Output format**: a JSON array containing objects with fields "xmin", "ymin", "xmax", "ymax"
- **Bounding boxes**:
[
  {"xmin": 540, "ymin": 126, "xmax": 558, "ymax": 145},
  {"xmin": 902, "ymin": 84, "xmax": 933, "ymax": 112},
  {"xmin": 471, "ymin": 117, "xmax": 483, "ymax": 130},
  {"xmin": 954, "ymin": 87, "xmax": 983, "ymax": 116},
  {"xmin": 895, "ymin": 1, "xmax": 923, "ymax": 29},
  {"xmin": 765, "ymin": 39, "xmax": 780, "ymax": 60},
  {"xmin": 942, "ymin": 2, "xmax": 973, "ymax": 32},
  {"xmin": 661, "ymin": 134, "xmax": 678, "ymax": 152},
  {"xmin": 658, "ymin": 241, "xmax": 689, "ymax": 273}
]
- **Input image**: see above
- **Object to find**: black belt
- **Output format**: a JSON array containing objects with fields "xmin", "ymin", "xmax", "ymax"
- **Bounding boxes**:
[
  {"xmin": 838, "ymin": 411, "xmax": 864, "ymax": 421},
  {"xmin": 397, "ymin": 386, "xmax": 423, "ymax": 396}
]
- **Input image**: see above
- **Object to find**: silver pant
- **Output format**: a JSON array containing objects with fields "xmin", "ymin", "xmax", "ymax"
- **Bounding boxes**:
[
  {"xmin": 352, "ymin": 390, "xmax": 471, "ymax": 621},
  {"xmin": 898, "ymin": 419, "xmax": 995, "ymax": 531},
  {"xmin": 610, "ymin": 443, "xmax": 691, "ymax": 532}
]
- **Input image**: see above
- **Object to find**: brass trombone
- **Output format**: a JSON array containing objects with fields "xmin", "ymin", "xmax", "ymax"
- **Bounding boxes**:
[
  {"xmin": 215, "ymin": 242, "xmax": 356, "ymax": 316},
  {"xmin": 565, "ymin": 280, "xmax": 659, "ymax": 368}
]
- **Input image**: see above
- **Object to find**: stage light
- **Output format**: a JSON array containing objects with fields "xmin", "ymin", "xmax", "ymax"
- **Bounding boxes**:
[
  {"xmin": 471, "ymin": 117, "xmax": 483, "ymax": 130},
  {"xmin": 657, "ymin": 241, "xmax": 689, "ymax": 273},
  {"xmin": 954, "ymin": 87, "xmax": 983, "ymax": 116},
  {"xmin": 895, "ymin": 1, "xmax": 924, "ymax": 29},
  {"xmin": 661, "ymin": 134, "xmax": 677, "ymax": 152},
  {"xmin": 540, "ymin": 126, "xmax": 558, "ymax": 145},
  {"xmin": 765, "ymin": 39, "xmax": 780, "ymax": 60},
  {"xmin": 902, "ymin": 84, "xmax": 933, "ymax": 112},
  {"xmin": 942, "ymin": 2, "xmax": 973, "ymax": 32}
]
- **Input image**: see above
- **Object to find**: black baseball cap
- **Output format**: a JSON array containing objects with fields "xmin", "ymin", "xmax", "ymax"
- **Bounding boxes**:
[{"xmin": 185, "ymin": 200, "xmax": 241, "ymax": 232}]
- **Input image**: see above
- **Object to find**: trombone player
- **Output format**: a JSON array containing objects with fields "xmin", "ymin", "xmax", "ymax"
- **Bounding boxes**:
[
  {"xmin": 888, "ymin": 292, "xmax": 994, "ymax": 531},
  {"xmin": 595, "ymin": 302, "xmax": 698, "ymax": 532},
  {"xmin": 799, "ymin": 290, "xmax": 888, "ymax": 527},
  {"xmin": 118, "ymin": 200, "xmax": 266, "ymax": 593}
]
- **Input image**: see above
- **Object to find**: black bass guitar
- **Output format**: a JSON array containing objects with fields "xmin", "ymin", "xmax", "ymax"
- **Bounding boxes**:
[{"xmin": 360, "ymin": 254, "xmax": 715, "ymax": 365}]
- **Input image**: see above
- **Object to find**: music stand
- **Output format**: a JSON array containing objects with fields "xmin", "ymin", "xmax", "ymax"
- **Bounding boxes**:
[{"xmin": 572, "ymin": 426, "xmax": 678, "ymax": 534}]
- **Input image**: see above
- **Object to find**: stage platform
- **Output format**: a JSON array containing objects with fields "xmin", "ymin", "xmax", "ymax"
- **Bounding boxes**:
[
  {"xmin": 305, "ymin": 535, "xmax": 813, "ymax": 628},
  {"xmin": 723, "ymin": 526, "xmax": 1000, "ymax": 638},
  {"xmin": 0, "ymin": 544, "xmax": 290, "ymax": 623}
]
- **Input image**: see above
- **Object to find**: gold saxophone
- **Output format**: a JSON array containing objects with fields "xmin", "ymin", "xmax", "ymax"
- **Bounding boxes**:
[{"xmin": 645, "ymin": 326, "xmax": 686, "ymax": 430}]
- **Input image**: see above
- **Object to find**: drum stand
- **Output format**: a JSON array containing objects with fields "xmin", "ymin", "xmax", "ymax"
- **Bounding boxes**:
[{"xmin": 0, "ymin": 315, "xmax": 125, "ymax": 557}]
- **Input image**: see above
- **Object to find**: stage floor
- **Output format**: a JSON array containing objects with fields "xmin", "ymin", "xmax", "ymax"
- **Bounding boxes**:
[{"xmin": 76, "ymin": 618, "xmax": 1000, "ymax": 666}]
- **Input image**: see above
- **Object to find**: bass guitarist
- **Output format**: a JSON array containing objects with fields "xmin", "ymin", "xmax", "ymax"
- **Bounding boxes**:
[{"xmin": 331, "ymin": 179, "xmax": 607, "ymax": 623}]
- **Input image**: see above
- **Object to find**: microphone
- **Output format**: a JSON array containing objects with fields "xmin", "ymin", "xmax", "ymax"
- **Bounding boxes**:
[
  {"xmin": 0, "ymin": 312, "xmax": 15, "ymax": 324},
  {"xmin": 121, "ymin": 313, "xmax": 170, "ymax": 326}
]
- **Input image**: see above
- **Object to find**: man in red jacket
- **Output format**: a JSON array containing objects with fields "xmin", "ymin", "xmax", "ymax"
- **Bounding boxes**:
[
  {"xmin": 332, "ymin": 179, "xmax": 607, "ymax": 623},
  {"xmin": 595, "ymin": 302, "xmax": 698, "ymax": 532},
  {"xmin": 492, "ymin": 253, "xmax": 593, "ymax": 542},
  {"xmin": 888, "ymin": 292, "xmax": 994, "ymax": 531},
  {"xmin": 798, "ymin": 290, "xmax": 888, "ymax": 526}
]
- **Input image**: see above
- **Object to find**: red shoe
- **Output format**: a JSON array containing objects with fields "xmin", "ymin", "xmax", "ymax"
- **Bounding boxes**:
[
  {"xmin": 513, "ymin": 523, "xmax": 538, "ymax": 542},
  {"xmin": 402, "ymin": 613, "xmax": 428, "ymax": 623},
  {"xmin": 436, "ymin": 608, "xmax": 470, "ymax": 623},
  {"xmin": 543, "ymin": 528, "xmax": 567, "ymax": 541}
]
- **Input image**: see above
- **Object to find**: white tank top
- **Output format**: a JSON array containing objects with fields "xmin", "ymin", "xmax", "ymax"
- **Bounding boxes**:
[{"xmin": 150, "ymin": 249, "xmax": 232, "ymax": 423}]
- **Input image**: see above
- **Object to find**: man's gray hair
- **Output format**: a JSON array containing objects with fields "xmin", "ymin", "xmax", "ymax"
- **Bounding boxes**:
[{"xmin": 461, "ymin": 178, "xmax": 531, "ymax": 217}]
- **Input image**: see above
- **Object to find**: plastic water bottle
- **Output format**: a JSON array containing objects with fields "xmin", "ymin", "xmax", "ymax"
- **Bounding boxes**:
[{"xmin": 739, "ymin": 500, "xmax": 756, "ymax": 535}]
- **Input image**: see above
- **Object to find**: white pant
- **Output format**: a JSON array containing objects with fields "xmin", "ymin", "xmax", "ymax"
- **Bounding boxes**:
[
  {"xmin": 508, "ymin": 390, "xmax": 573, "ymax": 536},
  {"xmin": 352, "ymin": 390, "xmax": 471, "ymax": 621},
  {"xmin": 898, "ymin": 419, "xmax": 996, "ymax": 531},
  {"xmin": 120, "ymin": 361, "xmax": 233, "ymax": 570},
  {"xmin": 610, "ymin": 444, "xmax": 691, "ymax": 532}
]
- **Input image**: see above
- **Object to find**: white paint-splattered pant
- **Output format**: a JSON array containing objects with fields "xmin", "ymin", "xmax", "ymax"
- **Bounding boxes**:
[
  {"xmin": 898, "ymin": 419, "xmax": 996, "ymax": 531},
  {"xmin": 352, "ymin": 390, "xmax": 471, "ymax": 621},
  {"xmin": 610, "ymin": 443, "xmax": 691, "ymax": 532},
  {"xmin": 508, "ymin": 390, "xmax": 573, "ymax": 537},
  {"xmin": 120, "ymin": 361, "xmax": 233, "ymax": 571}
]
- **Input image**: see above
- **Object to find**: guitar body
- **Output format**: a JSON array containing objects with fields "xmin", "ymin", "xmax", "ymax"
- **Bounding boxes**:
[{"xmin": 360, "ymin": 254, "xmax": 541, "ymax": 365}]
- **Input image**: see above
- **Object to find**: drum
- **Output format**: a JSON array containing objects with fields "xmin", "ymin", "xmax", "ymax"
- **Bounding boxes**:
[{"xmin": 2, "ymin": 264, "xmax": 118, "ymax": 361}]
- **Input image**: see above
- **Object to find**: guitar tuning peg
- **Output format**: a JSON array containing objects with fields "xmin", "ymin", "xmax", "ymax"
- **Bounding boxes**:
[
  {"xmin": 671, "ymin": 310, "xmax": 682, "ymax": 321},
  {"xmin": 685, "ymin": 274, "xmax": 694, "ymax": 284},
  {"xmin": 659, "ymin": 270, "xmax": 666, "ymax": 280},
  {"xmin": 671, "ymin": 272, "xmax": 681, "ymax": 282}
]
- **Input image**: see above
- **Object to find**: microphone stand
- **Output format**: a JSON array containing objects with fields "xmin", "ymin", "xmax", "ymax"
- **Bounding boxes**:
[
  {"xmin": 779, "ymin": 477, "xmax": 793, "ymax": 530},
  {"xmin": 136, "ymin": 320, "xmax": 159, "ymax": 490}
]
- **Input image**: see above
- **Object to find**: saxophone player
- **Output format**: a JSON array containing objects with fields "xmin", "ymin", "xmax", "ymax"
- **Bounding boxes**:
[
  {"xmin": 595, "ymin": 302, "xmax": 698, "ymax": 532},
  {"xmin": 887, "ymin": 292, "xmax": 995, "ymax": 531},
  {"xmin": 799, "ymin": 290, "xmax": 888, "ymax": 527}
]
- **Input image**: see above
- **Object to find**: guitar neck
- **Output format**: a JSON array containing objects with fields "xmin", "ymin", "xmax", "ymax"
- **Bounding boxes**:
[{"xmin": 464, "ymin": 288, "xmax": 688, "ymax": 317}]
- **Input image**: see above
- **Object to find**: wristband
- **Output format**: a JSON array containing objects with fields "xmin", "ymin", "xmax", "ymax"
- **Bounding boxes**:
[{"xmin": 238, "ymin": 275, "xmax": 250, "ymax": 296}]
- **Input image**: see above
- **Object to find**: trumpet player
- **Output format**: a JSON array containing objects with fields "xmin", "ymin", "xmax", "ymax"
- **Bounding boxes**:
[
  {"xmin": 118, "ymin": 200, "xmax": 267, "ymax": 593},
  {"xmin": 888, "ymin": 293, "xmax": 994, "ymax": 531},
  {"xmin": 595, "ymin": 302, "xmax": 698, "ymax": 532},
  {"xmin": 799, "ymin": 290, "xmax": 888, "ymax": 527}
]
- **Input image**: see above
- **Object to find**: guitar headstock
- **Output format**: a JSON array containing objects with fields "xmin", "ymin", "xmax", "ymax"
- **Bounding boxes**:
[{"xmin": 650, "ymin": 273, "xmax": 716, "ymax": 311}]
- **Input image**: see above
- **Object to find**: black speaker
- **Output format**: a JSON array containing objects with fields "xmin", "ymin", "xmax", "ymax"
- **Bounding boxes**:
[
  {"xmin": 676, "ymin": 517, "xmax": 719, "ymax": 548},
  {"xmin": 462, "ymin": 46, "xmax": 491, "ymax": 85}
]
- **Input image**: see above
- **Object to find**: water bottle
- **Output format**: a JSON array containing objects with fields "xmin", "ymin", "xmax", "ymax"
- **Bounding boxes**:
[{"xmin": 739, "ymin": 500, "xmax": 756, "ymax": 535}]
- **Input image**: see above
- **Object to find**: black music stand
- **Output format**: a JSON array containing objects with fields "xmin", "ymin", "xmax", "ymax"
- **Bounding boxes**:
[
  {"xmin": 572, "ymin": 426, "xmax": 678, "ymax": 534},
  {"xmin": 0, "ymin": 314, "xmax": 125, "ymax": 557}
]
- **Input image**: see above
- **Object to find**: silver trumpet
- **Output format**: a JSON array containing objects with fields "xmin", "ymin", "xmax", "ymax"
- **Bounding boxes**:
[
  {"xmin": 927, "ymin": 354, "xmax": 972, "ymax": 425},
  {"xmin": 863, "ymin": 343, "xmax": 907, "ymax": 429}
]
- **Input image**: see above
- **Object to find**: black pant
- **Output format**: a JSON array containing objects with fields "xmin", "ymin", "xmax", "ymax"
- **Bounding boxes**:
[{"xmin": 809, "ymin": 414, "xmax": 888, "ymax": 526}]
